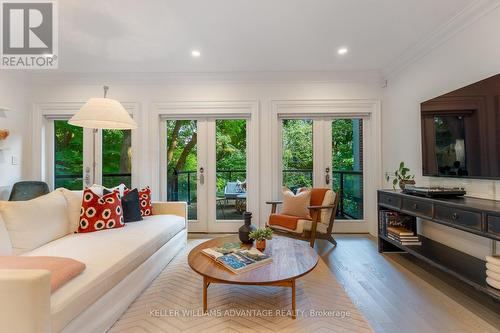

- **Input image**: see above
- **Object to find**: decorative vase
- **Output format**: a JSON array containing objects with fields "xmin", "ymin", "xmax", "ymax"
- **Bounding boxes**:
[
  {"xmin": 256, "ymin": 239, "xmax": 266, "ymax": 251},
  {"xmin": 238, "ymin": 212, "xmax": 255, "ymax": 244},
  {"xmin": 399, "ymin": 179, "xmax": 416, "ymax": 190}
]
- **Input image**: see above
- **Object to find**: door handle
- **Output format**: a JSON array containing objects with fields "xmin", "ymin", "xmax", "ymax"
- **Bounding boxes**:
[
  {"xmin": 84, "ymin": 167, "xmax": 91, "ymax": 186},
  {"xmin": 325, "ymin": 167, "xmax": 330, "ymax": 185},
  {"xmin": 199, "ymin": 167, "xmax": 204, "ymax": 185}
]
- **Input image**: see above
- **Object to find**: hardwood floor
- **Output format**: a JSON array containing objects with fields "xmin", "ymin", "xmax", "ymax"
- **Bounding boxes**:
[
  {"xmin": 315, "ymin": 234, "xmax": 500, "ymax": 333},
  {"xmin": 188, "ymin": 233, "xmax": 500, "ymax": 332}
]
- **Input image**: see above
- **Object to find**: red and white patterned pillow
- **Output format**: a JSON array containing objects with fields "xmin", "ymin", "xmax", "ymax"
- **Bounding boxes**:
[
  {"xmin": 78, "ymin": 188, "xmax": 124, "ymax": 233},
  {"xmin": 137, "ymin": 187, "xmax": 152, "ymax": 216}
]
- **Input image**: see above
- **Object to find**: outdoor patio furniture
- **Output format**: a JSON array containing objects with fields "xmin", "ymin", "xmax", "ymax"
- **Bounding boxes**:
[
  {"xmin": 235, "ymin": 193, "xmax": 247, "ymax": 214},
  {"xmin": 223, "ymin": 181, "xmax": 246, "ymax": 204},
  {"xmin": 216, "ymin": 197, "xmax": 226, "ymax": 218}
]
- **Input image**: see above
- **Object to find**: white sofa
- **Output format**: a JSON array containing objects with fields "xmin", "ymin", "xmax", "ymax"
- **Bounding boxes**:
[{"xmin": 0, "ymin": 189, "xmax": 188, "ymax": 333}]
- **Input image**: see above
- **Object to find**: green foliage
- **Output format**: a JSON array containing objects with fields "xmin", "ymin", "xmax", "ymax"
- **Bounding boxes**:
[
  {"xmin": 166, "ymin": 119, "xmax": 247, "ymax": 201},
  {"xmin": 282, "ymin": 119, "xmax": 313, "ymax": 189},
  {"xmin": 248, "ymin": 227, "xmax": 273, "ymax": 241},
  {"xmin": 54, "ymin": 121, "xmax": 131, "ymax": 190},
  {"xmin": 216, "ymin": 120, "xmax": 247, "ymax": 193},
  {"xmin": 332, "ymin": 119, "xmax": 357, "ymax": 170}
]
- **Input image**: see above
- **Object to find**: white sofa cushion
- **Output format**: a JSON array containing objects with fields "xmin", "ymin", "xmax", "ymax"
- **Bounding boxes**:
[
  {"xmin": 24, "ymin": 214, "xmax": 186, "ymax": 332},
  {"xmin": 320, "ymin": 190, "xmax": 335, "ymax": 226},
  {"xmin": 57, "ymin": 189, "xmax": 82, "ymax": 234},
  {"xmin": 0, "ymin": 191, "xmax": 70, "ymax": 255},
  {"xmin": 0, "ymin": 214, "xmax": 12, "ymax": 255}
]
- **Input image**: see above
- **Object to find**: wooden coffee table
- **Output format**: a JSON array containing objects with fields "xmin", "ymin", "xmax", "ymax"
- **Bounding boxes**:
[{"xmin": 188, "ymin": 235, "xmax": 319, "ymax": 319}]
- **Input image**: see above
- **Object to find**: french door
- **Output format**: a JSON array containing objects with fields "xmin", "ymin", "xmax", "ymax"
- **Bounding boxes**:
[
  {"xmin": 47, "ymin": 119, "xmax": 132, "ymax": 190},
  {"xmin": 280, "ymin": 116, "xmax": 366, "ymax": 232},
  {"xmin": 163, "ymin": 117, "xmax": 251, "ymax": 233}
]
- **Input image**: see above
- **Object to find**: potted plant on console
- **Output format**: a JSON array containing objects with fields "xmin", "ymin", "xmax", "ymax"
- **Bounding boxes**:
[
  {"xmin": 249, "ymin": 227, "xmax": 273, "ymax": 251},
  {"xmin": 388, "ymin": 161, "xmax": 415, "ymax": 190}
]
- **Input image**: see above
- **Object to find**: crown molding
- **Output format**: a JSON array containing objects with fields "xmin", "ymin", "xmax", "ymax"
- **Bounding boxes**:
[
  {"xmin": 28, "ymin": 70, "xmax": 383, "ymax": 86},
  {"xmin": 382, "ymin": 0, "xmax": 500, "ymax": 79}
]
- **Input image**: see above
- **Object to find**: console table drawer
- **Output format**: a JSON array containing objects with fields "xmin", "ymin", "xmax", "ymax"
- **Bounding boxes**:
[
  {"xmin": 379, "ymin": 193, "xmax": 401, "ymax": 209},
  {"xmin": 434, "ymin": 205, "xmax": 481, "ymax": 231},
  {"xmin": 487, "ymin": 215, "xmax": 500, "ymax": 237},
  {"xmin": 401, "ymin": 198, "xmax": 432, "ymax": 218}
]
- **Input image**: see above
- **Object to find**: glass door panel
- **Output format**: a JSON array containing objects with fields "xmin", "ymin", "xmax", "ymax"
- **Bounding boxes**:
[
  {"xmin": 332, "ymin": 119, "xmax": 364, "ymax": 220},
  {"xmin": 282, "ymin": 119, "xmax": 313, "ymax": 191},
  {"xmin": 166, "ymin": 120, "xmax": 198, "ymax": 221},
  {"xmin": 215, "ymin": 119, "xmax": 247, "ymax": 221},
  {"xmin": 54, "ymin": 120, "xmax": 84, "ymax": 190},
  {"xmin": 101, "ymin": 129, "xmax": 132, "ymax": 188}
]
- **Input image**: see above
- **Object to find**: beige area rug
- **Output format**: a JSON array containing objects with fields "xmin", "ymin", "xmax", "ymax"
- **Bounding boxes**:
[{"xmin": 110, "ymin": 240, "xmax": 373, "ymax": 333}]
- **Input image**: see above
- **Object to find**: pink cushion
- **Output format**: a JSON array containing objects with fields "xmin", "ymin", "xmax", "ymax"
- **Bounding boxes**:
[{"xmin": 0, "ymin": 256, "xmax": 86, "ymax": 292}]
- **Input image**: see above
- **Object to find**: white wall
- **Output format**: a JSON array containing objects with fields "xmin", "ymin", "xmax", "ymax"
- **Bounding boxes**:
[
  {"xmin": 382, "ymin": 6, "xmax": 500, "ymax": 259},
  {"xmin": 0, "ymin": 72, "xmax": 31, "ymax": 200},
  {"xmin": 29, "ymin": 76, "xmax": 382, "ymax": 231}
]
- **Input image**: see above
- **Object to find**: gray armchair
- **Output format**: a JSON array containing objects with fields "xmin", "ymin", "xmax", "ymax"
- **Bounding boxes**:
[{"xmin": 8, "ymin": 181, "xmax": 50, "ymax": 201}]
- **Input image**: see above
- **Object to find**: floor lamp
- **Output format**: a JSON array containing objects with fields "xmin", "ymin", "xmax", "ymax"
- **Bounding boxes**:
[{"xmin": 69, "ymin": 86, "xmax": 137, "ymax": 186}]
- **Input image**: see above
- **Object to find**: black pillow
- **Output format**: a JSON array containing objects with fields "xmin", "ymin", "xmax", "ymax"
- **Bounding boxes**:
[
  {"xmin": 104, "ymin": 188, "xmax": 143, "ymax": 223},
  {"xmin": 121, "ymin": 189, "xmax": 143, "ymax": 222}
]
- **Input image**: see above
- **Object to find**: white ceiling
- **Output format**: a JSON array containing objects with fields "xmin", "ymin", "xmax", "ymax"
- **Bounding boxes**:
[{"xmin": 58, "ymin": 0, "xmax": 474, "ymax": 73}]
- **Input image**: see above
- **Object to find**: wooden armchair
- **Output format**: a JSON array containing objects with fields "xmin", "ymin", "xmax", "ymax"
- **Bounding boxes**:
[{"xmin": 266, "ymin": 188, "xmax": 340, "ymax": 247}]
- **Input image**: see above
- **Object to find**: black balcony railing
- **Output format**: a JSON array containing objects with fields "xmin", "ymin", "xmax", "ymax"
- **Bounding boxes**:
[
  {"xmin": 54, "ymin": 173, "xmax": 132, "ymax": 190},
  {"xmin": 167, "ymin": 169, "xmax": 363, "ymax": 220}
]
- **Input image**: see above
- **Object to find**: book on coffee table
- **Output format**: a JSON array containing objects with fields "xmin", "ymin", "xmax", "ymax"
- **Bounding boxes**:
[{"xmin": 202, "ymin": 245, "xmax": 272, "ymax": 274}]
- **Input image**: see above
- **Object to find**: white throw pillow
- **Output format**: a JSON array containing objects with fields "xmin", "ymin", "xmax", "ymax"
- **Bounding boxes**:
[
  {"xmin": 90, "ymin": 183, "xmax": 127, "ymax": 197},
  {"xmin": 0, "ymin": 213, "xmax": 12, "ymax": 255},
  {"xmin": 0, "ymin": 191, "xmax": 71, "ymax": 255},
  {"xmin": 281, "ymin": 188, "xmax": 311, "ymax": 219}
]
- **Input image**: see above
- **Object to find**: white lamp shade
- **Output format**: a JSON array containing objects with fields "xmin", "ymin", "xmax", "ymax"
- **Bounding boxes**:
[{"xmin": 69, "ymin": 98, "xmax": 137, "ymax": 129}]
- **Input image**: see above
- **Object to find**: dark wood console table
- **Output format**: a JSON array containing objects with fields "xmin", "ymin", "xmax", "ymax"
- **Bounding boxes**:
[{"xmin": 378, "ymin": 189, "xmax": 500, "ymax": 301}]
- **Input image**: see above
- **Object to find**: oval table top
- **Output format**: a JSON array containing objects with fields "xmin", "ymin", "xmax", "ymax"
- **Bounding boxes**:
[{"xmin": 188, "ymin": 235, "xmax": 319, "ymax": 284}]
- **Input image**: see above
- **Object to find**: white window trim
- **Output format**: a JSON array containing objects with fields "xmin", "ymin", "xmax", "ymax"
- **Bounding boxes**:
[
  {"xmin": 32, "ymin": 102, "xmax": 141, "ymax": 189},
  {"xmin": 151, "ymin": 101, "xmax": 260, "ymax": 232},
  {"xmin": 270, "ymin": 99, "xmax": 382, "ymax": 235}
]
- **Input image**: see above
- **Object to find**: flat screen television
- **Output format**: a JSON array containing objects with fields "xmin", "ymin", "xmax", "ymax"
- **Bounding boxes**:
[{"xmin": 421, "ymin": 73, "xmax": 500, "ymax": 179}]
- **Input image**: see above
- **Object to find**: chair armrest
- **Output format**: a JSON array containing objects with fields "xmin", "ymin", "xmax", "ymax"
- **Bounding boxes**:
[
  {"xmin": 308, "ymin": 205, "xmax": 334, "ymax": 209},
  {"xmin": 266, "ymin": 201, "xmax": 283, "ymax": 205},
  {"xmin": 152, "ymin": 202, "xmax": 188, "ymax": 220},
  {"xmin": 0, "ymin": 269, "xmax": 51, "ymax": 333}
]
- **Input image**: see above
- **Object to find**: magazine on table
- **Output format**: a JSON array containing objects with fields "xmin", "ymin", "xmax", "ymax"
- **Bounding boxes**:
[{"xmin": 202, "ymin": 243, "xmax": 272, "ymax": 274}]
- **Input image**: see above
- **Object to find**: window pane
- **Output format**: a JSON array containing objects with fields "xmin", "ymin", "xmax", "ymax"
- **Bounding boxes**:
[
  {"xmin": 216, "ymin": 119, "xmax": 247, "ymax": 220},
  {"xmin": 332, "ymin": 119, "xmax": 363, "ymax": 220},
  {"xmin": 282, "ymin": 119, "xmax": 313, "ymax": 191},
  {"xmin": 167, "ymin": 120, "xmax": 197, "ymax": 220},
  {"xmin": 102, "ymin": 129, "xmax": 132, "ymax": 188},
  {"xmin": 54, "ymin": 120, "xmax": 83, "ymax": 190}
]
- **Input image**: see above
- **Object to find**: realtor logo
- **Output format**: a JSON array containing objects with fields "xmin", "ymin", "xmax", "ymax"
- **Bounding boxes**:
[{"xmin": 1, "ymin": 0, "xmax": 58, "ymax": 69}]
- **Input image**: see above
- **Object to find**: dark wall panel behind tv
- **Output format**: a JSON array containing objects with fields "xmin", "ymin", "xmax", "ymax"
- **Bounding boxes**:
[{"xmin": 421, "ymin": 73, "xmax": 500, "ymax": 179}]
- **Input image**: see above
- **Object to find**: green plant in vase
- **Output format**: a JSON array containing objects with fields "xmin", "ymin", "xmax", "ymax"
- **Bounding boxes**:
[
  {"xmin": 249, "ymin": 227, "xmax": 273, "ymax": 251},
  {"xmin": 387, "ymin": 161, "xmax": 415, "ymax": 190}
]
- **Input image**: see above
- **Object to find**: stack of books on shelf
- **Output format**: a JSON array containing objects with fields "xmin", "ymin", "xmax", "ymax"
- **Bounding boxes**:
[
  {"xmin": 379, "ymin": 210, "xmax": 413, "ymax": 235},
  {"xmin": 386, "ymin": 226, "xmax": 422, "ymax": 246},
  {"xmin": 485, "ymin": 255, "xmax": 500, "ymax": 290}
]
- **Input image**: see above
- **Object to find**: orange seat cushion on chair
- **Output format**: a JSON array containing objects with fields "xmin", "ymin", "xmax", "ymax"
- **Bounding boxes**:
[{"xmin": 268, "ymin": 214, "xmax": 302, "ymax": 230}]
